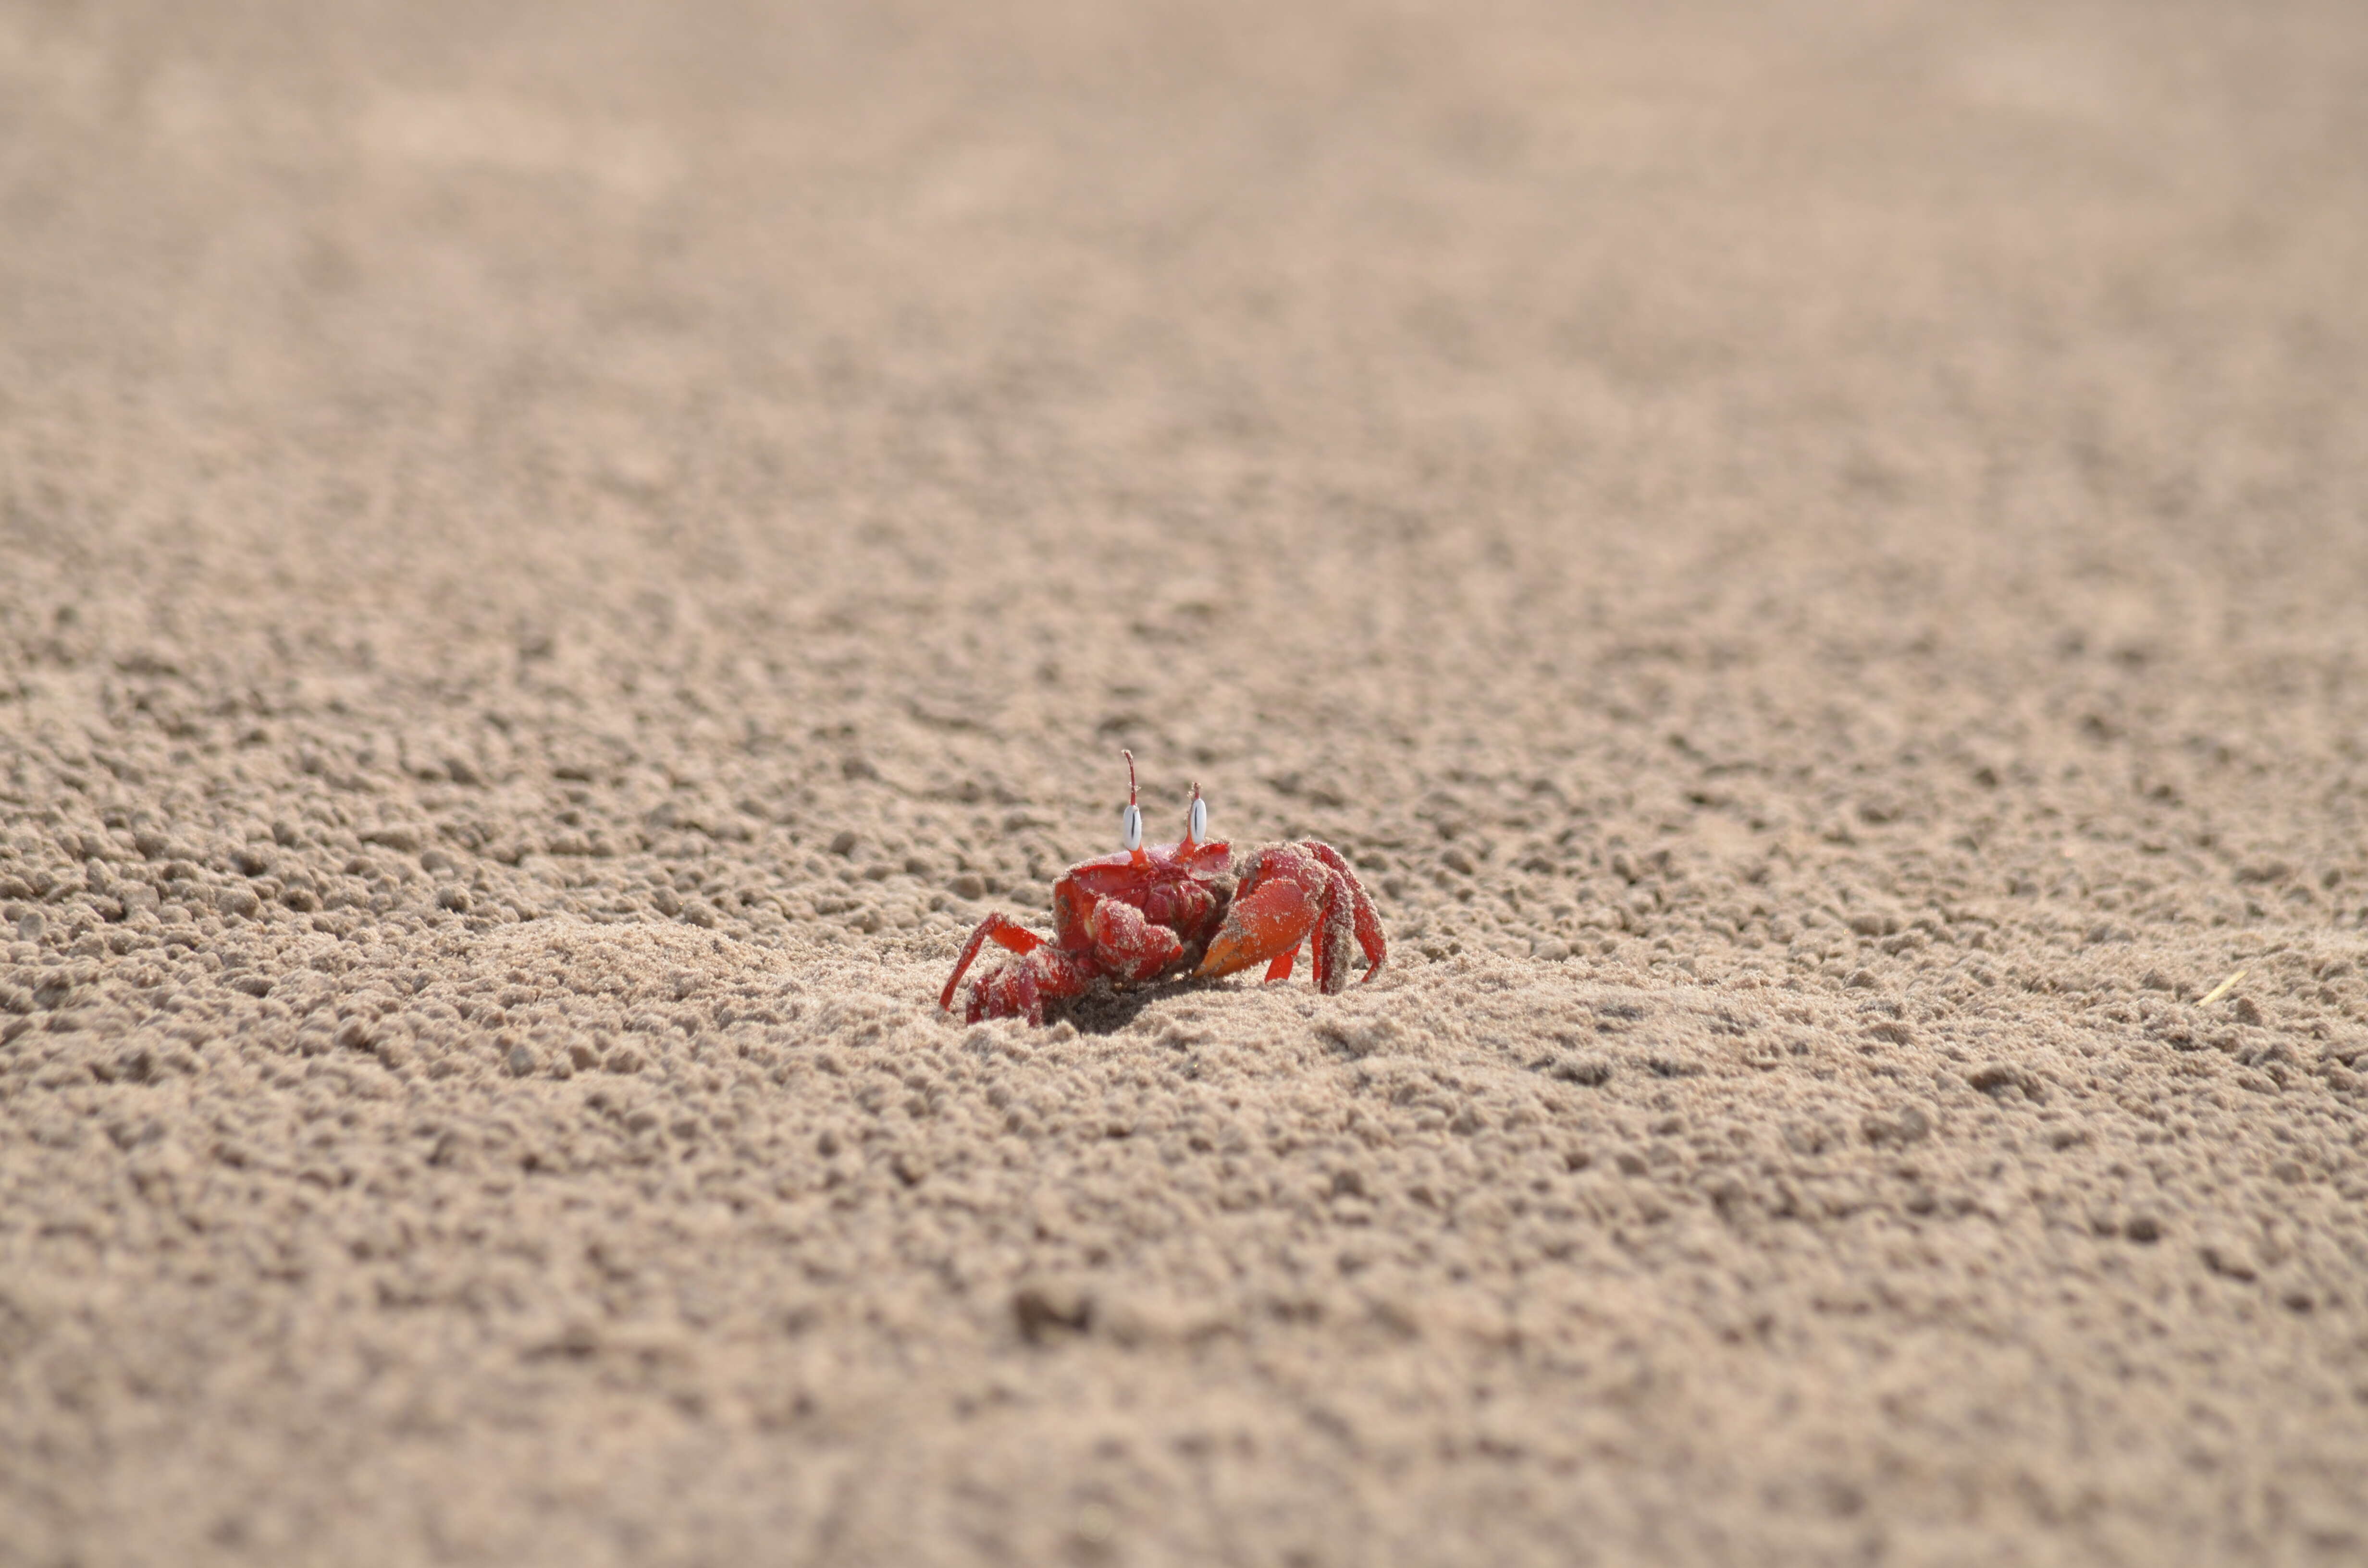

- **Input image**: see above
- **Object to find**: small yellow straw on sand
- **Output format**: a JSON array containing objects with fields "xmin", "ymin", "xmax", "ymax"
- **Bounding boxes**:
[{"xmin": 2196, "ymin": 969, "xmax": 2247, "ymax": 1006}]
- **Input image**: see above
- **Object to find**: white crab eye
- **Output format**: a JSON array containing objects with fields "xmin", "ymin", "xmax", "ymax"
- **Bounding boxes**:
[
  {"xmin": 1122, "ymin": 803, "xmax": 1143, "ymax": 851},
  {"xmin": 1189, "ymin": 795, "xmax": 1208, "ymax": 843}
]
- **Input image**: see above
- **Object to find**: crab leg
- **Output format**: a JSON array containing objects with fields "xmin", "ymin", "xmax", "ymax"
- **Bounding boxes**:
[
  {"xmin": 1305, "ymin": 874, "xmax": 1362, "ymax": 992},
  {"xmin": 1306, "ymin": 843, "xmax": 1385, "ymax": 981},
  {"xmin": 963, "ymin": 944, "xmax": 1097, "ymax": 1025},
  {"xmin": 940, "ymin": 913, "xmax": 1044, "ymax": 1014}
]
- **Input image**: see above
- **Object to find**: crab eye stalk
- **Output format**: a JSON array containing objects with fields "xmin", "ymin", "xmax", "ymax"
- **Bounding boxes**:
[
  {"xmin": 1120, "ymin": 749, "xmax": 1144, "ymax": 851},
  {"xmin": 1188, "ymin": 791, "xmax": 1208, "ymax": 844}
]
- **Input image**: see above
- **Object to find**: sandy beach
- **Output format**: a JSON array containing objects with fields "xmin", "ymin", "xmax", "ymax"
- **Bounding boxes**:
[{"xmin": 4, "ymin": 1, "xmax": 2367, "ymax": 1562}]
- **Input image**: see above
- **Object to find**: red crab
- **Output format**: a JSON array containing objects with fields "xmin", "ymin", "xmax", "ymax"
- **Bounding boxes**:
[{"xmin": 938, "ymin": 753, "xmax": 1387, "ymax": 1025}]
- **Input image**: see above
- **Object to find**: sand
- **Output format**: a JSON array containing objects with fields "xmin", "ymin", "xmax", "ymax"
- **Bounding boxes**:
[{"xmin": 4, "ymin": 1, "xmax": 2368, "ymax": 1562}]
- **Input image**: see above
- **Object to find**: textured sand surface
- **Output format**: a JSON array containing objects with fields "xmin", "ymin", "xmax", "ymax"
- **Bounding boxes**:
[{"xmin": 5, "ymin": 2, "xmax": 2368, "ymax": 1563}]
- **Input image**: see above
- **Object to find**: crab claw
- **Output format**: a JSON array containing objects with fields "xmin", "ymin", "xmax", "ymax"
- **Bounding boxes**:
[
  {"xmin": 1193, "ymin": 842, "xmax": 1384, "ymax": 993},
  {"xmin": 1195, "ymin": 875, "xmax": 1315, "ymax": 980}
]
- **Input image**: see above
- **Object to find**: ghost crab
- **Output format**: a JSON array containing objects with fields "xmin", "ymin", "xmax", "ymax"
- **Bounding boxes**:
[{"xmin": 938, "ymin": 752, "xmax": 1386, "ymax": 1025}]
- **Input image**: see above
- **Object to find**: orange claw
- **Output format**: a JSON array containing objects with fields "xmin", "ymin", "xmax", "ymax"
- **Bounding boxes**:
[
  {"xmin": 1194, "ymin": 876, "xmax": 1315, "ymax": 980},
  {"xmin": 1192, "ymin": 841, "xmax": 1385, "ymax": 993}
]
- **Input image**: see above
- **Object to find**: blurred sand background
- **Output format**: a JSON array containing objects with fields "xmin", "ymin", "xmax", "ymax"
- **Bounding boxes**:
[{"xmin": 5, "ymin": 1, "xmax": 2368, "ymax": 1562}]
